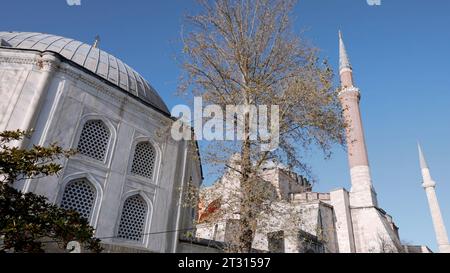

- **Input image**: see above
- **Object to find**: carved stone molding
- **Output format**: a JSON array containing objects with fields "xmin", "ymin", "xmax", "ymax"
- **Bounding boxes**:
[
  {"xmin": 0, "ymin": 50, "xmax": 168, "ymax": 123},
  {"xmin": 0, "ymin": 51, "xmax": 60, "ymax": 72},
  {"xmin": 338, "ymin": 86, "xmax": 360, "ymax": 99},
  {"xmin": 0, "ymin": 55, "xmax": 37, "ymax": 66},
  {"xmin": 58, "ymin": 63, "xmax": 168, "ymax": 123}
]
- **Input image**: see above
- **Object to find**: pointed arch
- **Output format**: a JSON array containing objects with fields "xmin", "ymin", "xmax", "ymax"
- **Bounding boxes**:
[
  {"xmin": 115, "ymin": 190, "xmax": 153, "ymax": 245},
  {"xmin": 130, "ymin": 141, "xmax": 156, "ymax": 179},
  {"xmin": 77, "ymin": 119, "xmax": 110, "ymax": 161},
  {"xmin": 57, "ymin": 172, "xmax": 104, "ymax": 228},
  {"xmin": 72, "ymin": 114, "xmax": 117, "ymax": 165},
  {"xmin": 128, "ymin": 136, "xmax": 162, "ymax": 184},
  {"xmin": 60, "ymin": 179, "xmax": 96, "ymax": 219}
]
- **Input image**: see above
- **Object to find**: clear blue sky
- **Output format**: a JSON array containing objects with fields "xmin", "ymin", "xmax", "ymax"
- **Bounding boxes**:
[{"xmin": 2, "ymin": 0, "xmax": 450, "ymax": 252}]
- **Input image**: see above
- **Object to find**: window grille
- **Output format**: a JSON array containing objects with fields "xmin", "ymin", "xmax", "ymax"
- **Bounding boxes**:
[
  {"xmin": 117, "ymin": 195, "xmax": 148, "ymax": 242},
  {"xmin": 130, "ymin": 142, "xmax": 156, "ymax": 179},
  {"xmin": 60, "ymin": 179, "xmax": 96, "ymax": 220},
  {"xmin": 77, "ymin": 120, "xmax": 110, "ymax": 161}
]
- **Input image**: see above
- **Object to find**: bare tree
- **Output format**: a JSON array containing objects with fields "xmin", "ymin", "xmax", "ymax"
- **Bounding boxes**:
[
  {"xmin": 179, "ymin": 0, "xmax": 345, "ymax": 252},
  {"xmin": 369, "ymin": 232, "xmax": 403, "ymax": 253}
]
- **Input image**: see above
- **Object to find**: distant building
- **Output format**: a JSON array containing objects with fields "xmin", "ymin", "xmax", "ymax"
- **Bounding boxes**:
[
  {"xmin": 194, "ymin": 32, "xmax": 436, "ymax": 253},
  {"xmin": 196, "ymin": 159, "xmax": 335, "ymax": 253}
]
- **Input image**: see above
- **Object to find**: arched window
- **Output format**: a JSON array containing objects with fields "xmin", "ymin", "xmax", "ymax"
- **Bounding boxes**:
[
  {"xmin": 60, "ymin": 179, "xmax": 96, "ymax": 220},
  {"xmin": 117, "ymin": 195, "xmax": 148, "ymax": 242},
  {"xmin": 130, "ymin": 142, "xmax": 156, "ymax": 179},
  {"xmin": 77, "ymin": 120, "xmax": 110, "ymax": 161}
]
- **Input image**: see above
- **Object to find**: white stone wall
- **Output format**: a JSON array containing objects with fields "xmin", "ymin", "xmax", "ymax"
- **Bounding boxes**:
[
  {"xmin": 329, "ymin": 188, "xmax": 356, "ymax": 253},
  {"xmin": 195, "ymin": 198, "xmax": 339, "ymax": 253},
  {"xmin": 349, "ymin": 165, "xmax": 378, "ymax": 208},
  {"xmin": 257, "ymin": 201, "xmax": 338, "ymax": 253},
  {"xmin": 178, "ymin": 242, "xmax": 223, "ymax": 253},
  {"xmin": 0, "ymin": 50, "xmax": 58, "ymax": 139},
  {"xmin": 195, "ymin": 162, "xmax": 339, "ymax": 253},
  {"xmin": 196, "ymin": 222, "xmax": 227, "ymax": 242},
  {"xmin": 318, "ymin": 203, "xmax": 339, "ymax": 253},
  {"xmin": 350, "ymin": 206, "xmax": 402, "ymax": 253}
]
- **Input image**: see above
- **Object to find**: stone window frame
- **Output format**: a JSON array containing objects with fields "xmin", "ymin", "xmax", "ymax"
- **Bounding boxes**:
[
  {"xmin": 60, "ymin": 179, "xmax": 96, "ymax": 220},
  {"xmin": 56, "ymin": 172, "xmax": 104, "ymax": 229},
  {"xmin": 126, "ymin": 136, "xmax": 161, "ymax": 185},
  {"xmin": 113, "ymin": 190, "xmax": 153, "ymax": 247},
  {"xmin": 130, "ymin": 142, "xmax": 156, "ymax": 179},
  {"xmin": 72, "ymin": 114, "xmax": 117, "ymax": 167}
]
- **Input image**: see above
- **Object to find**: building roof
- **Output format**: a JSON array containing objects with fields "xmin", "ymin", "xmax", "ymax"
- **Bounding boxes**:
[{"xmin": 0, "ymin": 31, "xmax": 169, "ymax": 114}]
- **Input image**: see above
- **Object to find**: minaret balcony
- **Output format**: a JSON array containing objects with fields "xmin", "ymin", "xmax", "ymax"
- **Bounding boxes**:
[
  {"xmin": 422, "ymin": 180, "xmax": 436, "ymax": 189},
  {"xmin": 338, "ymin": 86, "xmax": 360, "ymax": 98}
]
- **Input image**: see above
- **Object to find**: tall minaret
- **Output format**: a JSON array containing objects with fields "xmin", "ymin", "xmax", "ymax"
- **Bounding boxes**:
[
  {"xmin": 338, "ymin": 31, "xmax": 378, "ymax": 207},
  {"xmin": 418, "ymin": 144, "xmax": 450, "ymax": 253}
]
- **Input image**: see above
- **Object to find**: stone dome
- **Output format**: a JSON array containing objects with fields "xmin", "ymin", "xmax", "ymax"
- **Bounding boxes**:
[{"xmin": 0, "ymin": 31, "xmax": 169, "ymax": 114}]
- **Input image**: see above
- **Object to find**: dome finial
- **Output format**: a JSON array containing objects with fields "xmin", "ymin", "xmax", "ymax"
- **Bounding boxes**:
[{"xmin": 93, "ymin": 35, "xmax": 100, "ymax": 49}]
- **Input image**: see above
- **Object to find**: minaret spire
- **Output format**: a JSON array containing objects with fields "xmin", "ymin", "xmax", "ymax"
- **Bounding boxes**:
[
  {"xmin": 339, "ymin": 30, "xmax": 352, "ymax": 72},
  {"xmin": 338, "ymin": 31, "xmax": 354, "ymax": 88},
  {"xmin": 418, "ymin": 143, "xmax": 429, "ymax": 170},
  {"xmin": 418, "ymin": 144, "xmax": 450, "ymax": 253}
]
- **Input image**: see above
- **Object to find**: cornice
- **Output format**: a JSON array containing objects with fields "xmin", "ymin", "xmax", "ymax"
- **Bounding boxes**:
[
  {"xmin": 338, "ymin": 86, "xmax": 360, "ymax": 99},
  {"xmin": 0, "ymin": 49, "xmax": 172, "ymax": 120}
]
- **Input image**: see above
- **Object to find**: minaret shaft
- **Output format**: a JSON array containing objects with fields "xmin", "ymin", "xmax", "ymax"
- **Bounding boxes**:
[
  {"xmin": 418, "ymin": 145, "xmax": 450, "ymax": 253},
  {"xmin": 340, "ymin": 70, "xmax": 354, "ymax": 89},
  {"xmin": 340, "ymin": 93, "xmax": 370, "ymax": 169},
  {"xmin": 424, "ymin": 186, "xmax": 449, "ymax": 249}
]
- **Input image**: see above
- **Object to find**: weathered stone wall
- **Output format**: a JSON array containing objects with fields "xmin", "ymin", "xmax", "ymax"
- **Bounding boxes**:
[
  {"xmin": 329, "ymin": 189, "xmax": 355, "ymax": 253},
  {"xmin": 350, "ymin": 206, "xmax": 402, "ymax": 253},
  {"xmin": 178, "ymin": 242, "xmax": 223, "ymax": 253}
]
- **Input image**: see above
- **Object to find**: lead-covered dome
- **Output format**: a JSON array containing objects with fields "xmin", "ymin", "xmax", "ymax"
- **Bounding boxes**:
[{"xmin": 0, "ymin": 32, "xmax": 169, "ymax": 114}]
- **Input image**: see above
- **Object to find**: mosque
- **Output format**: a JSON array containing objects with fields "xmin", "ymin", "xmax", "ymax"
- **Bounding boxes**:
[
  {"xmin": 0, "ymin": 31, "xmax": 202, "ymax": 253},
  {"xmin": 0, "ymin": 31, "xmax": 448, "ymax": 253}
]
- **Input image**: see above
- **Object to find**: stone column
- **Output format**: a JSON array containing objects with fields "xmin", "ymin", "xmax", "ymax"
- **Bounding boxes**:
[{"xmin": 20, "ymin": 53, "xmax": 60, "ymax": 148}]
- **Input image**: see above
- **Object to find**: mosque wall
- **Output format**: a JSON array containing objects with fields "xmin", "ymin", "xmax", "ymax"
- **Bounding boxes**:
[
  {"xmin": 0, "ymin": 47, "xmax": 200, "ymax": 253},
  {"xmin": 329, "ymin": 188, "xmax": 356, "ymax": 253},
  {"xmin": 350, "ymin": 207, "xmax": 402, "ymax": 253}
]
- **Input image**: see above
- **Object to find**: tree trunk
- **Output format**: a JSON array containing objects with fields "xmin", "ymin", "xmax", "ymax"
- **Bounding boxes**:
[{"xmin": 238, "ymin": 110, "xmax": 255, "ymax": 253}]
